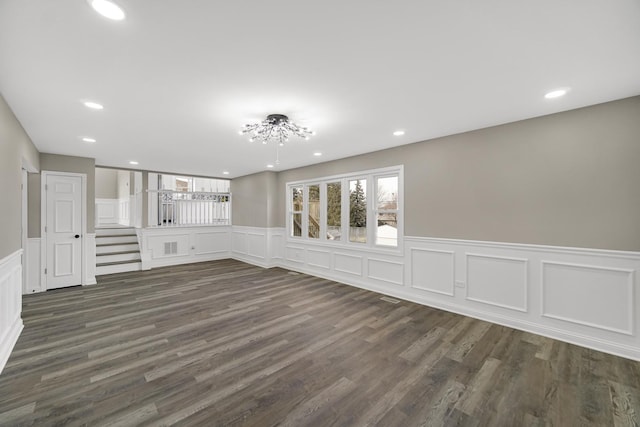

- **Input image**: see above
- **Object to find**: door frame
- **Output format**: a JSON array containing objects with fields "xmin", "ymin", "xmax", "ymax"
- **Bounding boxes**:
[
  {"xmin": 21, "ymin": 169, "xmax": 28, "ymax": 292},
  {"xmin": 21, "ymin": 157, "xmax": 38, "ymax": 294},
  {"xmin": 40, "ymin": 171, "xmax": 88, "ymax": 291}
]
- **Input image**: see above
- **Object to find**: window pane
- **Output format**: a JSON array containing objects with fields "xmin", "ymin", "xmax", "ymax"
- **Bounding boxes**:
[
  {"xmin": 308, "ymin": 185, "xmax": 320, "ymax": 239},
  {"xmin": 292, "ymin": 186, "xmax": 303, "ymax": 212},
  {"xmin": 292, "ymin": 213, "xmax": 302, "ymax": 237},
  {"xmin": 349, "ymin": 179, "xmax": 367, "ymax": 243},
  {"xmin": 377, "ymin": 176, "xmax": 398, "ymax": 210},
  {"xmin": 376, "ymin": 213, "xmax": 397, "ymax": 246},
  {"xmin": 326, "ymin": 182, "xmax": 341, "ymax": 241}
]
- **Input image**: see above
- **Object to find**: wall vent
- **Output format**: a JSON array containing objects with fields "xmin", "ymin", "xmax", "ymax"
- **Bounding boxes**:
[{"xmin": 164, "ymin": 241, "xmax": 178, "ymax": 255}]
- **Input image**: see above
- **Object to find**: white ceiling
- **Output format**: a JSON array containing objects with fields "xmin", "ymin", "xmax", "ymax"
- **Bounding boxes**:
[{"xmin": 1, "ymin": 0, "xmax": 639, "ymax": 178}]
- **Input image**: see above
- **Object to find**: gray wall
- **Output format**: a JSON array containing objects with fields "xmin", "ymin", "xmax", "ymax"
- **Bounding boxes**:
[
  {"xmin": 0, "ymin": 93, "xmax": 40, "ymax": 259},
  {"xmin": 273, "ymin": 96, "xmax": 640, "ymax": 252},
  {"xmin": 231, "ymin": 171, "xmax": 278, "ymax": 228},
  {"xmin": 29, "ymin": 154, "xmax": 96, "ymax": 236},
  {"xmin": 95, "ymin": 167, "xmax": 118, "ymax": 199}
]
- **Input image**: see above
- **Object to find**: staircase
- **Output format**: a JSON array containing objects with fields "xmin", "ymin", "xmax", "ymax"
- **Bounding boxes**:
[{"xmin": 95, "ymin": 226, "xmax": 142, "ymax": 276}]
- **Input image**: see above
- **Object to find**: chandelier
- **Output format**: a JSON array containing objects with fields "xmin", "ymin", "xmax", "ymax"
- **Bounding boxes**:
[{"xmin": 240, "ymin": 114, "xmax": 314, "ymax": 146}]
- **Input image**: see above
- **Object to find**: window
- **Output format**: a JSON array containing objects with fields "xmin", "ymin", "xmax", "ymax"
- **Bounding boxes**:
[
  {"xmin": 291, "ymin": 186, "xmax": 303, "ymax": 237},
  {"xmin": 326, "ymin": 182, "xmax": 341, "ymax": 240},
  {"xmin": 287, "ymin": 166, "xmax": 402, "ymax": 250},
  {"xmin": 375, "ymin": 176, "xmax": 398, "ymax": 246},
  {"xmin": 308, "ymin": 184, "xmax": 320, "ymax": 239},
  {"xmin": 349, "ymin": 179, "xmax": 367, "ymax": 243}
]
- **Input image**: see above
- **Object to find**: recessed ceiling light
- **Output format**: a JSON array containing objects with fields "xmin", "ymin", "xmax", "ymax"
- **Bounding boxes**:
[
  {"xmin": 222, "ymin": 171, "xmax": 230, "ymax": 175},
  {"xmin": 544, "ymin": 88, "xmax": 569, "ymax": 99},
  {"xmin": 313, "ymin": 152, "xmax": 322, "ymax": 157},
  {"xmin": 393, "ymin": 130, "xmax": 405, "ymax": 136},
  {"xmin": 81, "ymin": 137, "xmax": 96, "ymax": 143},
  {"xmin": 83, "ymin": 101, "xmax": 104, "ymax": 110},
  {"xmin": 88, "ymin": 0, "xmax": 126, "ymax": 20},
  {"xmin": 266, "ymin": 164, "xmax": 274, "ymax": 168},
  {"xmin": 129, "ymin": 161, "xmax": 139, "ymax": 165}
]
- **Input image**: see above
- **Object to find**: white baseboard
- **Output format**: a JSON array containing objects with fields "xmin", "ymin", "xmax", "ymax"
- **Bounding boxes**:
[{"xmin": 0, "ymin": 250, "xmax": 24, "ymax": 375}]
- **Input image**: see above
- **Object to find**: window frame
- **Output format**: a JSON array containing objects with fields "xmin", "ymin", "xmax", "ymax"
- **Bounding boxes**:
[{"xmin": 286, "ymin": 165, "xmax": 404, "ymax": 253}]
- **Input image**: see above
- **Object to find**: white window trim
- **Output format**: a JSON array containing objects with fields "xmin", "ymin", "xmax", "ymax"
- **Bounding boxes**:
[{"xmin": 286, "ymin": 165, "xmax": 404, "ymax": 254}]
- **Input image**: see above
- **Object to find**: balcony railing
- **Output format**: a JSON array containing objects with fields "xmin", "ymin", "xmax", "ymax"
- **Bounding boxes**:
[{"xmin": 148, "ymin": 190, "xmax": 231, "ymax": 227}]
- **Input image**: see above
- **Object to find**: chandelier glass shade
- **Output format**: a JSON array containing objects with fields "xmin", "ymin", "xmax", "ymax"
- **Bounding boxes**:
[{"xmin": 240, "ymin": 114, "xmax": 314, "ymax": 146}]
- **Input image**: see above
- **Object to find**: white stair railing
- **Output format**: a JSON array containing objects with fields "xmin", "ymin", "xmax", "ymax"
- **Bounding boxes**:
[{"xmin": 148, "ymin": 190, "xmax": 231, "ymax": 227}]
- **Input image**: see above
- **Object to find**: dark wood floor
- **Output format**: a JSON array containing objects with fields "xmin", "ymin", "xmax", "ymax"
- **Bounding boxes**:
[{"xmin": 1, "ymin": 260, "xmax": 639, "ymax": 426}]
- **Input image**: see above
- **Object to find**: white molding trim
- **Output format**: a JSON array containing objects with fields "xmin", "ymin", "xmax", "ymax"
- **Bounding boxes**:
[
  {"xmin": 367, "ymin": 257, "xmax": 404, "ymax": 286},
  {"xmin": 25, "ymin": 238, "xmax": 42, "ymax": 294},
  {"xmin": 540, "ymin": 260, "xmax": 635, "ymax": 336},
  {"xmin": 0, "ymin": 249, "xmax": 24, "ymax": 375},
  {"xmin": 404, "ymin": 236, "xmax": 640, "ymax": 260},
  {"xmin": 464, "ymin": 253, "xmax": 529, "ymax": 313},
  {"xmin": 409, "ymin": 247, "xmax": 455, "ymax": 296}
]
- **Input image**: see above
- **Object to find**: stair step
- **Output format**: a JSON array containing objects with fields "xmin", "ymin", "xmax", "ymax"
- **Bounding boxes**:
[
  {"xmin": 95, "ymin": 235, "xmax": 138, "ymax": 245},
  {"xmin": 97, "ymin": 250, "xmax": 139, "ymax": 256},
  {"xmin": 96, "ymin": 252, "xmax": 141, "ymax": 263},
  {"xmin": 97, "ymin": 244, "xmax": 139, "ymax": 253},
  {"xmin": 96, "ymin": 259, "xmax": 142, "ymax": 267},
  {"xmin": 96, "ymin": 234, "xmax": 137, "ymax": 238},
  {"xmin": 96, "ymin": 227, "xmax": 137, "ymax": 236},
  {"xmin": 96, "ymin": 262, "xmax": 142, "ymax": 276}
]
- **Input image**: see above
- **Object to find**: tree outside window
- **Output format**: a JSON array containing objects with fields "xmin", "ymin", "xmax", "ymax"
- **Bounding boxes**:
[{"xmin": 349, "ymin": 179, "xmax": 367, "ymax": 243}]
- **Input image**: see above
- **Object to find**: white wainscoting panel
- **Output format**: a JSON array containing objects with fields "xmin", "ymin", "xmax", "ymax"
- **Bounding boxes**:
[
  {"xmin": 541, "ymin": 261, "xmax": 634, "ymax": 335},
  {"xmin": 410, "ymin": 248, "xmax": 455, "ymax": 296},
  {"xmin": 334, "ymin": 252, "xmax": 363, "ymax": 276},
  {"xmin": 0, "ymin": 250, "xmax": 24, "ymax": 375},
  {"xmin": 368, "ymin": 258, "xmax": 404, "ymax": 286},
  {"xmin": 140, "ymin": 226, "xmax": 231, "ymax": 269},
  {"xmin": 269, "ymin": 231, "xmax": 284, "ymax": 260},
  {"xmin": 25, "ymin": 238, "xmax": 42, "ymax": 294},
  {"xmin": 307, "ymin": 249, "xmax": 331, "ymax": 270},
  {"xmin": 465, "ymin": 253, "xmax": 528, "ymax": 313},
  {"xmin": 95, "ymin": 198, "xmax": 118, "ymax": 226},
  {"xmin": 230, "ymin": 226, "xmax": 273, "ymax": 268},
  {"xmin": 285, "ymin": 246, "xmax": 306, "ymax": 264},
  {"xmin": 118, "ymin": 198, "xmax": 130, "ymax": 226},
  {"xmin": 247, "ymin": 233, "xmax": 266, "ymax": 259},
  {"xmin": 232, "ymin": 232, "xmax": 248, "ymax": 255},
  {"xmin": 194, "ymin": 231, "xmax": 230, "ymax": 256}
]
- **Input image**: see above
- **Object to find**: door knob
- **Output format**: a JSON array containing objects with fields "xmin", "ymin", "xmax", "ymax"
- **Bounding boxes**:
[{"xmin": 74, "ymin": 234, "xmax": 80, "ymax": 238}]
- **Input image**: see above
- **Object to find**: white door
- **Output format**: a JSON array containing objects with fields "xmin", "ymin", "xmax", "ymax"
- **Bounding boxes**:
[{"xmin": 46, "ymin": 174, "xmax": 82, "ymax": 289}]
